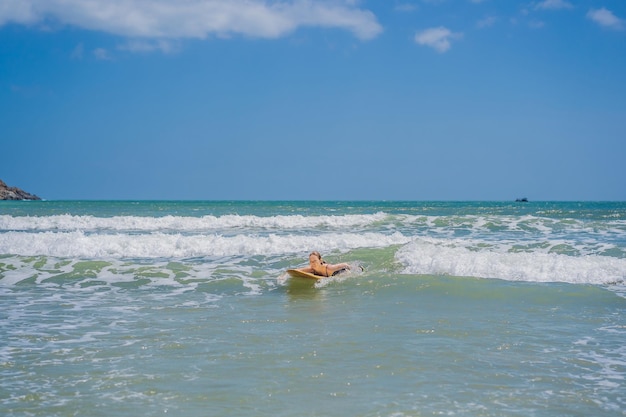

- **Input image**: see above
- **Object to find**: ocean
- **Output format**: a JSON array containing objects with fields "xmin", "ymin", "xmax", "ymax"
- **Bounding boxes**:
[{"xmin": 1, "ymin": 200, "xmax": 625, "ymax": 416}]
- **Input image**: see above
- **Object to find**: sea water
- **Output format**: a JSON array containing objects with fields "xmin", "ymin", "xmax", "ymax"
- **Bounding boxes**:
[{"xmin": 1, "ymin": 201, "xmax": 624, "ymax": 416}]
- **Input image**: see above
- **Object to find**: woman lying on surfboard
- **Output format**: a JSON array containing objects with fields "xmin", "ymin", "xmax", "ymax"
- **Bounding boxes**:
[{"xmin": 302, "ymin": 251, "xmax": 351, "ymax": 277}]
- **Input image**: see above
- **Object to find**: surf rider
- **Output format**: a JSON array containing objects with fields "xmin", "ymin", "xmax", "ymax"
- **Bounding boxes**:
[{"xmin": 303, "ymin": 251, "xmax": 351, "ymax": 277}]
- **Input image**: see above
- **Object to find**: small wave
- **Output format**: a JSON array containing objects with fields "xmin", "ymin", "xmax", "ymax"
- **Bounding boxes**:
[
  {"xmin": 396, "ymin": 214, "xmax": 626, "ymax": 238},
  {"xmin": 0, "ymin": 212, "xmax": 389, "ymax": 233},
  {"xmin": 396, "ymin": 238, "xmax": 626, "ymax": 285},
  {"xmin": 0, "ymin": 230, "xmax": 410, "ymax": 259}
]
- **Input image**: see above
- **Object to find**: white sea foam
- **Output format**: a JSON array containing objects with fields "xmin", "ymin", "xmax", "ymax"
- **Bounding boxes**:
[
  {"xmin": 0, "ymin": 212, "xmax": 388, "ymax": 232},
  {"xmin": 2, "ymin": 211, "xmax": 625, "ymax": 287},
  {"xmin": 396, "ymin": 237, "xmax": 626, "ymax": 285},
  {"xmin": 0, "ymin": 230, "xmax": 409, "ymax": 258},
  {"xmin": 3, "ymin": 213, "xmax": 625, "ymax": 247},
  {"xmin": 397, "ymin": 214, "xmax": 626, "ymax": 238}
]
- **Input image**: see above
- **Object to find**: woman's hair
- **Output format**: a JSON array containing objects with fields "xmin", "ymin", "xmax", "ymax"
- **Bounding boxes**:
[{"xmin": 309, "ymin": 251, "xmax": 326, "ymax": 264}]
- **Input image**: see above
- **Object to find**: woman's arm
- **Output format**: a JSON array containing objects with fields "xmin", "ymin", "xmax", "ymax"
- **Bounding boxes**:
[{"xmin": 325, "ymin": 262, "xmax": 351, "ymax": 276}]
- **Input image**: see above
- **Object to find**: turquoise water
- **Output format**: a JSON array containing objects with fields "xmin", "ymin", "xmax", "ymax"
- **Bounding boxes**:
[{"xmin": 1, "ymin": 201, "xmax": 625, "ymax": 416}]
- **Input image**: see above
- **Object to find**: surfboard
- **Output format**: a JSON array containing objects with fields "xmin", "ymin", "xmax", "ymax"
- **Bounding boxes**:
[{"xmin": 286, "ymin": 269, "xmax": 324, "ymax": 280}]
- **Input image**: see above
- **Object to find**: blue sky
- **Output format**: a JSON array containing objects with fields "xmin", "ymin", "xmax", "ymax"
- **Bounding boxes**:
[{"xmin": 1, "ymin": 0, "xmax": 625, "ymax": 200}]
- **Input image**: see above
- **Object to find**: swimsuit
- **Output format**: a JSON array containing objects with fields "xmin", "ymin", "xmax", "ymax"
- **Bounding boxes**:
[{"xmin": 331, "ymin": 268, "xmax": 348, "ymax": 277}]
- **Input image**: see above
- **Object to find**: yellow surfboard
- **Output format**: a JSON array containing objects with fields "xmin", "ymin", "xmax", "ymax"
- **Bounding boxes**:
[{"xmin": 286, "ymin": 269, "xmax": 324, "ymax": 280}]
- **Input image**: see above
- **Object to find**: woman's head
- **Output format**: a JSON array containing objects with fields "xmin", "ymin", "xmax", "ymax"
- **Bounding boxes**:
[{"xmin": 309, "ymin": 251, "xmax": 321, "ymax": 260}]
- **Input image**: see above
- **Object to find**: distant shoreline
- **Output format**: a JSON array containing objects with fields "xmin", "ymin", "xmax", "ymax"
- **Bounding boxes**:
[{"xmin": 0, "ymin": 180, "xmax": 41, "ymax": 201}]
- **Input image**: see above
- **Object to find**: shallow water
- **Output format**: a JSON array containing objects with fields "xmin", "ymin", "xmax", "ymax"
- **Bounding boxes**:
[{"xmin": 1, "ymin": 201, "xmax": 625, "ymax": 416}]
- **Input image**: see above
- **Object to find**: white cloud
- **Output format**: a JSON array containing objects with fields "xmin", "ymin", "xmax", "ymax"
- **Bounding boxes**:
[
  {"xmin": 93, "ymin": 47, "xmax": 112, "ymax": 60},
  {"xmin": 71, "ymin": 42, "xmax": 84, "ymax": 59},
  {"xmin": 0, "ymin": 0, "xmax": 382, "ymax": 41},
  {"xmin": 0, "ymin": 0, "xmax": 37, "ymax": 26},
  {"xmin": 414, "ymin": 26, "xmax": 462, "ymax": 53},
  {"xmin": 118, "ymin": 39, "xmax": 180, "ymax": 54},
  {"xmin": 476, "ymin": 16, "xmax": 497, "ymax": 29},
  {"xmin": 587, "ymin": 8, "xmax": 624, "ymax": 31},
  {"xmin": 535, "ymin": 0, "xmax": 573, "ymax": 10}
]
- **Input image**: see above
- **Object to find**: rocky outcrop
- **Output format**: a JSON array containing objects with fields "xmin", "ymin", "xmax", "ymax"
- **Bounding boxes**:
[{"xmin": 0, "ymin": 180, "xmax": 41, "ymax": 200}]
